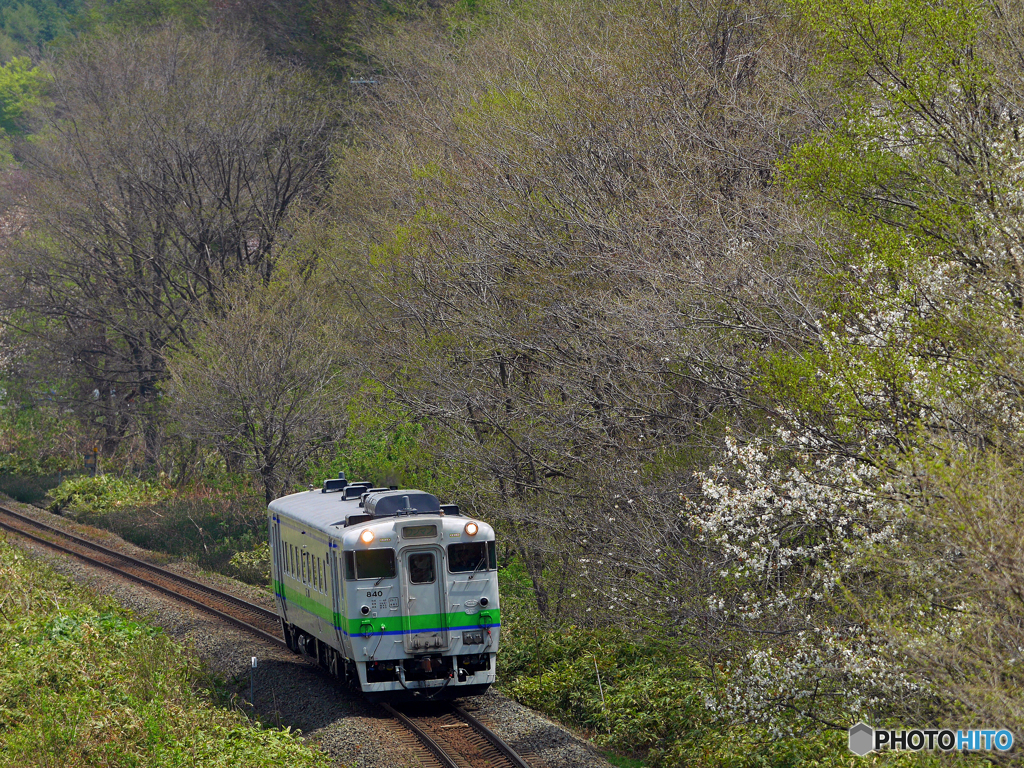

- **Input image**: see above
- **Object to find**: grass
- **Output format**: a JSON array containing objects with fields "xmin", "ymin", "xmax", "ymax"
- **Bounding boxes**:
[
  {"xmin": 0, "ymin": 535, "xmax": 328, "ymax": 768},
  {"xmin": 48, "ymin": 476, "xmax": 271, "ymax": 584}
]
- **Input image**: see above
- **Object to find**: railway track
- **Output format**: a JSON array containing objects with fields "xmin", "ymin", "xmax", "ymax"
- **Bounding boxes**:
[
  {"xmin": 0, "ymin": 502, "xmax": 285, "ymax": 645},
  {"xmin": 0, "ymin": 502, "xmax": 539, "ymax": 768},
  {"xmin": 383, "ymin": 702, "xmax": 539, "ymax": 768}
]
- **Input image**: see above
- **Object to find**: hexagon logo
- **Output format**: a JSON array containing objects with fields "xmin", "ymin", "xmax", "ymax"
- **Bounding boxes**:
[{"xmin": 849, "ymin": 722, "xmax": 874, "ymax": 756}]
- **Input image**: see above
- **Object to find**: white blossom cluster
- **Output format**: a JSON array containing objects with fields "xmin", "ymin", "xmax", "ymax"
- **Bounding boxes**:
[
  {"xmin": 689, "ymin": 433, "xmax": 922, "ymax": 730},
  {"xmin": 690, "ymin": 130, "xmax": 1024, "ymax": 729}
]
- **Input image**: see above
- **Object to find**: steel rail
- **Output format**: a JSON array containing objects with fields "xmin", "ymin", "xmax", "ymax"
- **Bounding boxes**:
[
  {"xmin": 0, "ymin": 503, "xmax": 279, "ymax": 623},
  {"xmin": 380, "ymin": 703, "xmax": 461, "ymax": 768},
  {"xmin": 453, "ymin": 705, "xmax": 533, "ymax": 768},
  {"xmin": 0, "ymin": 507, "xmax": 286, "ymax": 648}
]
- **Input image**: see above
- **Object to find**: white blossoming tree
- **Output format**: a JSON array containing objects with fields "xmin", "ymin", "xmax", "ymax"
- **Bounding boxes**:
[{"xmin": 687, "ymin": 0, "xmax": 1024, "ymax": 735}]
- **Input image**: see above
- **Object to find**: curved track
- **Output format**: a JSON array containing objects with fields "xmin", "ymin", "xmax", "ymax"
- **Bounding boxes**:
[
  {"xmin": 0, "ymin": 502, "xmax": 538, "ymax": 768},
  {"xmin": 0, "ymin": 503, "xmax": 285, "ymax": 645}
]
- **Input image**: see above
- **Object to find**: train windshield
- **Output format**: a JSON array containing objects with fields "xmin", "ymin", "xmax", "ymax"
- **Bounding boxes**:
[
  {"xmin": 354, "ymin": 549, "xmax": 396, "ymax": 579},
  {"xmin": 447, "ymin": 541, "xmax": 497, "ymax": 573}
]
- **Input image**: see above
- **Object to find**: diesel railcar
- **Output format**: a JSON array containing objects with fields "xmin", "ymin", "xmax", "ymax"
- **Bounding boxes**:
[{"xmin": 268, "ymin": 476, "xmax": 500, "ymax": 700}]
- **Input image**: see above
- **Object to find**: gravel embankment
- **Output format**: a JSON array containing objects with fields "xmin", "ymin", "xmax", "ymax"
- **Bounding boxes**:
[{"xmin": 1, "ymin": 498, "xmax": 614, "ymax": 768}]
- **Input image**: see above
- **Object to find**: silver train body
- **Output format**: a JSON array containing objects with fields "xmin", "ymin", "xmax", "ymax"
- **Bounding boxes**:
[{"xmin": 268, "ymin": 479, "xmax": 500, "ymax": 700}]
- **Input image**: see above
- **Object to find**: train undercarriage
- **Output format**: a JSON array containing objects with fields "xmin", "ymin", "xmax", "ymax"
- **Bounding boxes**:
[{"xmin": 283, "ymin": 620, "xmax": 493, "ymax": 701}]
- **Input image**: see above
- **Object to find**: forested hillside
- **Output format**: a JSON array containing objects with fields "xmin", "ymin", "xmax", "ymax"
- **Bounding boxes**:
[{"xmin": 0, "ymin": 0, "xmax": 1021, "ymax": 765}]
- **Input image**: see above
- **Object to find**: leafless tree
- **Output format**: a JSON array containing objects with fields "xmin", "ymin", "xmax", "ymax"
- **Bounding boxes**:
[
  {"xmin": 166, "ymin": 269, "xmax": 349, "ymax": 503},
  {"xmin": 320, "ymin": 0, "xmax": 830, "ymax": 617},
  {"xmin": 0, "ymin": 24, "xmax": 333, "ymax": 463}
]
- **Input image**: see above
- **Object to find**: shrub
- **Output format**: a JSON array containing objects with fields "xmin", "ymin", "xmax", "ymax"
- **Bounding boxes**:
[
  {"xmin": 227, "ymin": 542, "xmax": 272, "ymax": 586},
  {"xmin": 71, "ymin": 490, "xmax": 269, "ymax": 577},
  {"xmin": 495, "ymin": 564, "xmax": 982, "ymax": 768},
  {"xmin": 47, "ymin": 474, "xmax": 169, "ymax": 515}
]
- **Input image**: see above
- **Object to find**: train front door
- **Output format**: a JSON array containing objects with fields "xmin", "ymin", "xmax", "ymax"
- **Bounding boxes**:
[{"xmin": 400, "ymin": 546, "xmax": 449, "ymax": 653}]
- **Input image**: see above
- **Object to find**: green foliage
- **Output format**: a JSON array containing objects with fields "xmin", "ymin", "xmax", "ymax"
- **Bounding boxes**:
[
  {"xmin": 0, "ymin": 404, "xmax": 84, "ymax": 503},
  {"xmin": 101, "ymin": 0, "xmax": 209, "ymax": 27},
  {"xmin": 753, "ymin": 0, "xmax": 1024, "ymax": 742},
  {"xmin": 497, "ymin": 593, "xmax": 979, "ymax": 767},
  {"xmin": 69, "ymin": 489, "xmax": 269, "ymax": 575},
  {"xmin": 226, "ymin": 541, "xmax": 271, "ymax": 586},
  {"xmin": 48, "ymin": 473, "xmax": 169, "ymax": 515},
  {"xmin": 0, "ymin": 537, "xmax": 328, "ymax": 767},
  {"xmin": 0, "ymin": 0, "xmax": 81, "ymax": 49},
  {"xmin": 305, "ymin": 380, "xmax": 459, "ymax": 497},
  {"xmin": 68, "ymin": 0, "xmax": 209, "ymax": 34},
  {"xmin": 0, "ymin": 404, "xmax": 85, "ymax": 476}
]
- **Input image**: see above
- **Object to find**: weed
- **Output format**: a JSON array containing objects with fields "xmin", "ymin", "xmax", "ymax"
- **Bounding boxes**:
[{"xmin": 0, "ymin": 536, "xmax": 327, "ymax": 767}]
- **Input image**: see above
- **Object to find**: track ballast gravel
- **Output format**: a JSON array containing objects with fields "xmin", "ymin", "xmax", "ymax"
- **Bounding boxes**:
[{"xmin": 1, "ymin": 498, "xmax": 614, "ymax": 768}]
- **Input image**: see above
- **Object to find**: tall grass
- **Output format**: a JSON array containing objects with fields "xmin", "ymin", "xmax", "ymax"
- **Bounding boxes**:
[{"xmin": 0, "ymin": 536, "xmax": 327, "ymax": 768}]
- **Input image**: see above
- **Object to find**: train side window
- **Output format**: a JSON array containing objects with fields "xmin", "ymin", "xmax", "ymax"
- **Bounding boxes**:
[
  {"xmin": 488, "ymin": 540, "xmax": 497, "ymax": 570},
  {"xmin": 344, "ymin": 551, "xmax": 355, "ymax": 580},
  {"xmin": 409, "ymin": 552, "xmax": 435, "ymax": 584},
  {"xmin": 354, "ymin": 549, "xmax": 396, "ymax": 580},
  {"xmin": 302, "ymin": 552, "xmax": 308, "ymax": 584},
  {"xmin": 322, "ymin": 558, "xmax": 327, "ymax": 593}
]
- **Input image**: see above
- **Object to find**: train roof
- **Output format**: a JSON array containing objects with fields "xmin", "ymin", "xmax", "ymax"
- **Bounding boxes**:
[{"xmin": 268, "ymin": 487, "xmax": 449, "ymax": 532}]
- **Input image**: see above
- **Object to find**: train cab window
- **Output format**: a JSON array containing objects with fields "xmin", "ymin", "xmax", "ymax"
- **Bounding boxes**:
[
  {"xmin": 354, "ymin": 549, "xmax": 396, "ymax": 580},
  {"xmin": 448, "ymin": 541, "xmax": 496, "ymax": 573},
  {"xmin": 409, "ymin": 552, "xmax": 435, "ymax": 584},
  {"xmin": 344, "ymin": 551, "xmax": 355, "ymax": 580}
]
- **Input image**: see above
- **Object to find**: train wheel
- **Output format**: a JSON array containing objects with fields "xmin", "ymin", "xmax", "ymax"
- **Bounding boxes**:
[{"xmin": 282, "ymin": 620, "xmax": 297, "ymax": 652}]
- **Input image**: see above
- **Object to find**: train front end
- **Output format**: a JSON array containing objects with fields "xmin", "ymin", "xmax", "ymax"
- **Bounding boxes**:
[
  {"xmin": 344, "ymin": 497, "xmax": 500, "ymax": 700},
  {"xmin": 270, "ymin": 484, "xmax": 500, "ymax": 701}
]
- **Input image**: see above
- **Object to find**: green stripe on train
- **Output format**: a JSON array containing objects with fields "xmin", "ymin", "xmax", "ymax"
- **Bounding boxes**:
[{"xmin": 273, "ymin": 580, "xmax": 499, "ymax": 636}]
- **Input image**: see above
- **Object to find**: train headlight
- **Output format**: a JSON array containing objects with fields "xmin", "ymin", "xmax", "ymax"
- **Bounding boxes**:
[
  {"xmin": 465, "ymin": 522, "xmax": 478, "ymax": 536},
  {"xmin": 359, "ymin": 529, "xmax": 375, "ymax": 545}
]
